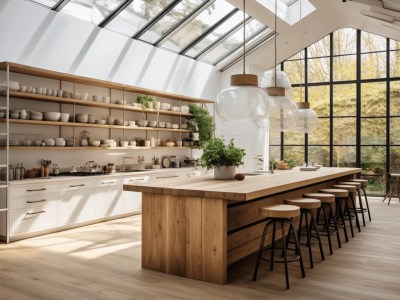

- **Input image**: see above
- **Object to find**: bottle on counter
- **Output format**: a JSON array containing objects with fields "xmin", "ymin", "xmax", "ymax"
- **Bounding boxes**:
[
  {"xmin": 15, "ymin": 163, "xmax": 21, "ymax": 180},
  {"xmin": 21, "ymin": 163, "xmax": 26, "ymax": 179},
  {"xmin": 9, "ymin": 164, "xmax": 14, "ymax": 181}
]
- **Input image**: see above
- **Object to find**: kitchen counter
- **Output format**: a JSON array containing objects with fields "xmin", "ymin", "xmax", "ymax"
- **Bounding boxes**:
[
  {"xmin": 9, "ymin": 167, "xmax": 200, "ymax": 185},
  {"xmin": 123, "ymin": 167, "xmax": 361, "ymax": 285}
]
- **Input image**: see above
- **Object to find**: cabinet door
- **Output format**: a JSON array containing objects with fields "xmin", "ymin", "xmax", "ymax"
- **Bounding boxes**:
[
  {"xmin": 122, "ymin": 176, "xmax": 151, "ymax": 212},
  {"xmin": 60, "ymin": 189, "xmax": 93, "ymax": 225},
  {"xmin": 11, "ymin": 206, "xmax": 58, "ymax": 235},
  {"xmin": 92, "ymin": 184, "xmax": 123, "ymax": 218}
]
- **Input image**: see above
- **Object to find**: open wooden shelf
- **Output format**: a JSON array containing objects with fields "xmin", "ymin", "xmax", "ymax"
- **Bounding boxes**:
[
  {"xmin": 0, "ymin": 61, "xmax": 214, "ymax": 104},
  {"xmin": 0, "ymin": 91, "xmax": 193, "ymax": 117},
  {"xmin": 0, "ymin": 146, "xmax": 194, "ymax": 150},
  {"xmin": 1, "ymin": 119, "xmax": 192, "ymax": 133}
]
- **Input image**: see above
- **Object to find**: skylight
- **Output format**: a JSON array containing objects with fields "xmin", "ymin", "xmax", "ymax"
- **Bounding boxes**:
[{"xmin": 26, "ymin": 0, "xmax": 273, "ymax": 69}]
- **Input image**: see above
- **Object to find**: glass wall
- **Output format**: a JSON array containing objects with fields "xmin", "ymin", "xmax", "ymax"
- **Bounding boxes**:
[{"xmin": 279, "ymin": 28, "xmax": 400, "ymax": 196}]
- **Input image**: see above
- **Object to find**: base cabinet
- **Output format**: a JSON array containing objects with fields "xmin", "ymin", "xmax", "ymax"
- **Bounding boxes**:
[
  {"xmin": 93, "ymin": 179, "xmax": 123, "ymax": 218},
  {"xmin": 11, "ymin": 206, "xmax": 58, "ymax": 235}
]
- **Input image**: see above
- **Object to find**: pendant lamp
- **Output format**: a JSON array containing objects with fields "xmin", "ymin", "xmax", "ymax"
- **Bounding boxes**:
[
  {"xmin": 294, "ymin": 102, "xmax": 318, "ymax": 133},
  {"xmin": 216, "ymin": 0, "xmax": 269, "ymax": 124},
  {"xmin": 264, "ymin": 0, "xmax": 298, "ymax": 132},
  {"xmin": 293, "ymin": 0, "xmax": 318, "ymax": 134}
]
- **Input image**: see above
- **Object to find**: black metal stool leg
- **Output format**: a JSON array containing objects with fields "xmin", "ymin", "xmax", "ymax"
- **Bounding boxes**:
[
  {"xmin": 362, "ymin": 187, "xmax": 371, "ymax": 221},
  {"xmin": 329, "ymin": 203, "xmax": 342, "ymax": 248},
  {"xmin": 270, "ymin": 220, "xmax": 277, "ymax": 271},
  {"xmin": 343, "ymin": 198, "xmax": 355, "ymax": 238},
  {"xmin": 252, "ymin": 219, "xmax": 273, "ymax": 281},
  {"xmin": 349, "ymin": 193, "xmax": 361, "ymax": 233},
  {"xmin": 310, "ymin": 209, "xmax": 325, "ymax": 261},
  {"xmin": 305, "ymin": 210, "xmax": 314, "ymax": 269},
  {"xmin": 357, "ymin": 189, "xmax": 366, "ymax": 227},
  {"xmin": 321, "ymin": 204, "xmax": 333, "ymax": 255},
  {"xmin": 336, "ymin": 199, "xmax": 349, "ymax": 242},
  {"xmin": 281, "ymin": 220, "xmax": 290, "ymax": 289},
  {"xmin": 290, "ymin": 221, "xmax": 306, "ymax": 278}
]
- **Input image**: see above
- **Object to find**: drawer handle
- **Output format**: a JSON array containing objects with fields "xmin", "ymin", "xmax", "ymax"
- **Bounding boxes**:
[
  {"xmin": 27, "ymin": 188, "xmax": 47, "ymax": 192},
  {"xmin": 27, "ymin": 199, "xmax": 46, "ymax": 204},
  {"xmin": 129, "ymin": 178, "xmax": 144, "ymax": 182},
  {"xmin": 187, "ymin": 173, "xmax": 197, "ymax": 177},
  {"xmin": 26, "ymin": 211, "xmax": 46, "ymax": 216},
  {"xmin": 157, "ymin": 175, "xmax": 179, "ymax": 179},
  {"xmin": 69, "ymin": 184, "xmax": 85, "ymax": 188},
  {"xmin": 102, "ymin": 181, "xmax": 116, "ymax": 184}
]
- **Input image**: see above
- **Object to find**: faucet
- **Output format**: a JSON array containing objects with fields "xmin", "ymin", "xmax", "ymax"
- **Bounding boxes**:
[
  {"xmin": 138, "ymin": 156, "xmax": 145, "ymax": 164},
  {"xmin": 122, "ymin": 157, "xmax": 135, "ymax": 171}
]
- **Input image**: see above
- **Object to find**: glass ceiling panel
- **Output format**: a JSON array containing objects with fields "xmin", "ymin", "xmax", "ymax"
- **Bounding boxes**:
[
  {"xmin": 29, "ymin": 0, "xmax": 59, "ymax": 7},
  {"xmin": 160, "ymin": 0, "xmax": 236, "ymax": 52},
  {"xmin": 280, "ymin": 0, "xmax": 297, "ymax": 6},
  {"xmin": 217, "ymin": 27, "xmax": 274, "ymax": 67},
  {"xmin": 199, "ymin": 18, "xmax": 266, "ymax": 65},
  {"xmin": 61, "ymin": 0, "xmax": 124, "ymax": 25},
  {"xmin": 185, "ymin": 10, "xmax": 244, "ymax": 57},
  {"xmin": 139, "ymin": 0, "xmax": 206, "ymax": 44},
  {"xmin": 105, "ymin": 0, "xmax": 175, "ymax": 37}
]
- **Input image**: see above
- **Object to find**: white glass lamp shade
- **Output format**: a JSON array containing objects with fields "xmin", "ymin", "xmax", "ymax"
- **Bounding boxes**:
[
  {"xmin": 268, "ymin": 95, "xmax": 299, "ymax": 132},
  {"xmin": 294, "ymin": 102, "xmax": 318, "ymax": 133},
  {"xmin": 261, "ymin": 69, "xmax": 293, "ymax": 98},
  {"xmin": 216, "ymin": 75, "xmax": 269, "ymax": 122}
]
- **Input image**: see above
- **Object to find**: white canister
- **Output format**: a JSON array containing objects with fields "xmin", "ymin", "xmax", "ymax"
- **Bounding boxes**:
[
  {"xmin": 150, "ymin": 137, "xmax": 155, "ymax": 147},
  {"xmin": 145, "ymin": 140, "xmax": 151, "ymax": 147}
]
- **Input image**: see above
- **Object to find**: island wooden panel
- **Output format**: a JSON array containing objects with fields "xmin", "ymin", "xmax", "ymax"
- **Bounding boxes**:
[{"xmin": 126, "ymin": 167, "xmax": 361, "ymax": 285}]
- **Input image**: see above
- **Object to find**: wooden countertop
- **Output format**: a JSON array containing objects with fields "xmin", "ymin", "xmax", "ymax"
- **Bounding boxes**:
[{"xmin": 123, "ymin": 167, "xmax": 361, "ymax": 201}]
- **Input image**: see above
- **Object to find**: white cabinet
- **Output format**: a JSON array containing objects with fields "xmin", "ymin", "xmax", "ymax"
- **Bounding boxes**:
[
  {"xmin": 11, "ymin": 206, "xmax": 58, "ymax": 235},
  {"xmin": 59, "ymin": 180, "xmax": 93, "ymax": 225},
  {"xmin": 122, "ymin": 175, "xmax": 152, "ymax": 212},
  {"xmin": 92, "ymin": 178, "xmax": 123, "ymax": 218}
]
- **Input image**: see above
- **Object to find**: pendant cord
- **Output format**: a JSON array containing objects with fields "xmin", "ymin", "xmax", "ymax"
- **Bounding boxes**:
[
  {"xmin": 243, "ymin": 0, "xmax": 246, "ymax": 74},
  {"xmin": 274, "ymin": 0, "xmax": 277, "ymax": 87},
  {"xmin": 300, "ymin": 0, "xmax": 303, "ymax": 102}
]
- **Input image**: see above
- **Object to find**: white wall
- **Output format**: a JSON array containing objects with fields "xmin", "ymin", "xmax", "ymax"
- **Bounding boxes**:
[{"xmin": 0, "ymin": 0, "xmax": 218, "ymax": 172}]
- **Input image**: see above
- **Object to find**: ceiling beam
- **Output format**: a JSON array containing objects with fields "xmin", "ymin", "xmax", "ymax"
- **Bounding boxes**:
[{"xmin": 98, "ymin": 0, "xmax": 134, "ymax": 28}]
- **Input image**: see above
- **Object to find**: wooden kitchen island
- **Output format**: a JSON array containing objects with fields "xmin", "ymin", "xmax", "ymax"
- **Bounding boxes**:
[{"xmin": 123, "ymin": 167, "xmax": 361, "ymax": 285}]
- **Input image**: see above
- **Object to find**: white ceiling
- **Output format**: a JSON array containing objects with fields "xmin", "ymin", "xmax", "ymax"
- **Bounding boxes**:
[{"xmin": 223, "ymin": 0, "xmax": 400, "ymax": 72}]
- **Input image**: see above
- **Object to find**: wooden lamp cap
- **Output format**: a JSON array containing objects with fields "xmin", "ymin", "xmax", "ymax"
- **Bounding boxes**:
[
  {"xmin": 266, "ymin": 87, "xmax": 285, "ymax": 96},
  {"xmin": 230, "ymin": 74, "xmax": 258, "ymax": 86},
  {"xmin": 296, "ymin": 102, "xmax": 310, "ymax": 109}
]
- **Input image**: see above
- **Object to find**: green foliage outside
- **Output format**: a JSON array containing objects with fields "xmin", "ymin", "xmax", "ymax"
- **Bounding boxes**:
[{"xmin": 280, "ymin": 28, "xmax": 400, "ymax": 195}]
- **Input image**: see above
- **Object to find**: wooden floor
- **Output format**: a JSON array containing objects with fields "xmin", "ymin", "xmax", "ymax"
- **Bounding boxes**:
[{"xmin": 1, "ymin": 198, "xmax": 400, "ymax": 300}]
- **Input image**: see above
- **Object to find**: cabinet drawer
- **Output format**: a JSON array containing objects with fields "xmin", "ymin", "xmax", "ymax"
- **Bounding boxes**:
[
  {"xmin": 11, "ymin": 183, "xmax": 59, "ymax": 198},
  {"xmin": 60, "ymin": 180, "xmax": 93, "ymax": 192},
  {"xmin": 94, "ymin": 178, "xmax": 122, "ymax": 188},
  {"xmin": 11, "ymin": 193, "xmax": 59, "ymax": 210},
  {"xmin": 11, "ymin": 206, "xmax": 58, "ymax": 235}
]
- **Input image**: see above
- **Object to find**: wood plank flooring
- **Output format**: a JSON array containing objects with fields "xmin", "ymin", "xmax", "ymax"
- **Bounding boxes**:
[{"xmin": 1, "ymin": 198, "xmax": 400, "ymax": 300}]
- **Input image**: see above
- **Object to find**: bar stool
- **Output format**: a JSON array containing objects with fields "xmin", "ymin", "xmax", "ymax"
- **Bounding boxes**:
[
  {"xmin": 348, "ymin": 178, "xmax": 371, "ymax": 222},
  {"xmin": 253, "ymin": 204, "xmax": 306, "ymax": 289},
  {"xmin": 284, "ymin": 198, "xmax": 325, "ymax": 269},
  {"xmin": 303, "ymin": 193, "xmax": 341, "ymax": 255},
  {"xmin": 337, "ymin": 181, "xmax": 366, "ymax": 227},
  {"xmin": 320, "ymin": 188, "xmax": 350, "ymax": 243},
  {"xmin": 333, "ymin": 184, "xmax": 359, "ymax": 235}
]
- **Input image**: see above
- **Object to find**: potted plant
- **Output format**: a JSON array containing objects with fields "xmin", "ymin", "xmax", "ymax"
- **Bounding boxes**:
[
  {"xmin": 201, "ymin": 137, "xmax": 246, "ymax": 180},
  {"xmin": 187, "ymin": 104, "xmax": 215, "ymax": 146}
]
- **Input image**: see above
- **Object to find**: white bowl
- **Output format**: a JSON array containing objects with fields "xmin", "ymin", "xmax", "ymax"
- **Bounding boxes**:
[
  {"xmin": 30, "ymin": 115, "xmax": 43, "ymax": 121},
  {"xmin": 34, "ymin": 140, "xmax": 42, "ymax": 146},
  {"xmin": 170, "ymin": 106, "xmax": 180, "ymax": 112},
  {"xmin": 114, "ymin": 119, "xmax": 124, "ymax": 126},
  {"xmin": 148, "ymin": 121, "xmax": 157, "ymax": 127},
  {"xmin": 160, "ymin": 103, "xmax": 170, "ymax": 110},
  {"xmin": 43, "ymin": 112, "xmax": 61, "ymax": 121},
  {"xmin": 10, "ymin": 113, "xmax": 19, "ymax": 119},
  {"xmin": 109, "ymin": 142, "xmax": 117, "ymax": 147},
  {"xmin": 55, "ymin": 141, "xmax": 66, "ymax": 147},
  {"xmin": 165, "ymin": 142, "xmax": 175, "ymax": 147},
  {"xmin": 95, "ymin": 119, "xmax": 106, "ymax": 125},
  {"xmin": 44, "ymin": 139, "xmax": 55, "ymax": 146},
  {"xmin": 89, "ymin": 140, "xmax": 100, "ymax": 147},
  {"xmin": 55, "ymin": 138, "xmax": 65, "ymax": 143},
  {"xmin": 60, "ymin": 113, "xmax": 70, "ymax": 123},
  {"xmin": 171, "ymin": 124, "xmax": 179, "ymax": 129},
  {"xmin": 75, "ymin": 113, "xmax": 88, "ymax": 123},
  {"xmin": 181, "ymin": 106, "xmax": 189, "ymax": 113},
  {"xmin": 158, "ymin": 122, "xmax": 165, "ymax": 128},
  {"xmin": 138, "ymin": 120, "xmax": 148, "ymax": 127},
  {"xmin": 128, "ymin": 121, "xmax": 136, "ymax": 127}
]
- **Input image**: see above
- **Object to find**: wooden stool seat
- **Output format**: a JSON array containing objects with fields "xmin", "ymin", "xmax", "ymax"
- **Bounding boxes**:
[
  {"xmin": 320, "ymin": 188, "xmax": 349, "ymax": 198},
  {"xmin": 348, "ymin": 179, "xmax": 368, "ymax": 188},
  {"xmin": 333, "ymin": 184, "xmax": 357, "ymax": 193},
  {"xmin": 259, "ymin": 204, "xmax": 300, "ymax": 218},
  {"xmin": 303, "ymin": 193, "xmax": 335, "ymax": 203},
  {"xmin": 284, "ymin": 198, "xmax": 321, "ymax": 209},
  {"xmin": 338, "ymin": 181, "xmax": 362, "ymax": 189}
]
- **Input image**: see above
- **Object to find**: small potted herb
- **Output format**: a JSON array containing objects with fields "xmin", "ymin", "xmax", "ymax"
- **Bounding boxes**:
[
  {"xmin": 136, "ymin": 95, "xmax": 158, "ymax": 110},
  {"xmin": 201, "ymin": 137, "xmax": 246, "ymax": 180}
]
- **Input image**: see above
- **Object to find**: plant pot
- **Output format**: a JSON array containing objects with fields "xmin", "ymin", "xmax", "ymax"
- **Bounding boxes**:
[{"xmin": 214, "ymin": 166, "xmax": 236, "ymax": 180}]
